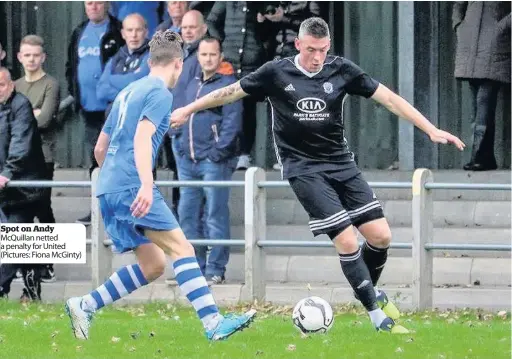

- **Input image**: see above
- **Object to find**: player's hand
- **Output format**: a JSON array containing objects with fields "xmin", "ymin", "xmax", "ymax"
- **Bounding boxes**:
[
  {"xmin": 130, "ymin": 185, "xmax": 153, "ymax": 218},
  {"xmin": 429, "ymin": 128, "xmax": 466, "ymax": 151},
  {"xmin": 0, "ymin": 175, "xmax": 9, "ymax": 189},
  {"xmin": 170, "ymin": 107, "xmax": 190, "ymax": 129}
]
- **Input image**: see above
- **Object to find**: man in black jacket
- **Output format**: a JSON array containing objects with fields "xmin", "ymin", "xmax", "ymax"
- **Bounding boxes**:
[
  {"xmin": 0, "ymin": 67, "xmax": 47, "ymax": 301},
  {"xmin": 65, "ymin": 1, "xmax": 124, "ymax": 225}
]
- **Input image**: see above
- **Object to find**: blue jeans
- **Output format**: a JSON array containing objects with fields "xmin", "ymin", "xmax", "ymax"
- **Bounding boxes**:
[{"xmin": 177, "ymin": 157, "xmax": 235, "ymax": 277}]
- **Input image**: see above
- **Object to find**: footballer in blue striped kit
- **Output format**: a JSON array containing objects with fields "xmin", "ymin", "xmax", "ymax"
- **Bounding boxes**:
[{"xmin": 64, "ymin": 30, "xmax": 255, "ymax": 342}]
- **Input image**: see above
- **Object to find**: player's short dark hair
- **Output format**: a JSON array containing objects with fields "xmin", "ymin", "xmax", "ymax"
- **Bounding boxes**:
[
  {"xmin": 298, "ymin": 17, "xmax": 330, "ymax": 39},
  {"xmin": 148, "ymin": 30, "xmax": 184, "ymax": 66},
  {"xmin": 198, "ymin": 36, "xmax": 223, "ymax": 53}
]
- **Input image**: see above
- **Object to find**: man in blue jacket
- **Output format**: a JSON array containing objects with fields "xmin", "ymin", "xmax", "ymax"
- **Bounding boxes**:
[
  {"xmin": 97, "ymin": 13, "xmax": 151, "ymax": 105},
  {"xmin": 176, "ymin": 37, "xmax": 242, "ymax": 284}
]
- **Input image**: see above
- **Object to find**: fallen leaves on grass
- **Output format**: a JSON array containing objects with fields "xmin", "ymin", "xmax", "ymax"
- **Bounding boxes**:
[{"xmin": 497, "ymin": 311, "xmax": 508, "ymax": 320}]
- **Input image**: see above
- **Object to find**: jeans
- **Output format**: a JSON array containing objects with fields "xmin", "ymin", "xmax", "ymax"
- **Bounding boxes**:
[
  {"xmin": 468, "ymin": 79, "xmax": 501, "ymax": 165},
  {"xmin": 177, "ymin": 157, "xmax": 235, "ymax": 277}
]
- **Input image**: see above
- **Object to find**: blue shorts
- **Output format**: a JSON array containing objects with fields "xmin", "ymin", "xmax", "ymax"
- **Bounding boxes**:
[{"xmin": 98, "ymin": 187, "xmax": 179, "ymax": 253}]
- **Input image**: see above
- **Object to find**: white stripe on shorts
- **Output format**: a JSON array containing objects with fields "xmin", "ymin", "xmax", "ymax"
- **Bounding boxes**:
[{"xmin": 347, "ymin": 200, "xmax": 381, "ymax": 217}]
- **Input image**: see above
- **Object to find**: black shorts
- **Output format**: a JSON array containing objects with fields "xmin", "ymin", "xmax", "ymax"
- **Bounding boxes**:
[{"xmin": 288, "ymin": 171, "xmax": 385, "ymax": 237}]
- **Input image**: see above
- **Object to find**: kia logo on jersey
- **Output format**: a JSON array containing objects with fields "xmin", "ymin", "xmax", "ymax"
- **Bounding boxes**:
[{"xmin": 296, "ymin": 98, "xmax": 327, "ymax": 114}]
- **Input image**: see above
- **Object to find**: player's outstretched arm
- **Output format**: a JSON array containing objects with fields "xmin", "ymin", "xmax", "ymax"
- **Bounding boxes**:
[
  {"xmin": 170, "ymin": 81, "xmax": 249, "ymax": 128},
  {"xmin": 94, "ymin": 132, "xmax": 110, "ymax": 167},
  {"xmin": 371, "ymin": 84, "xmax": 466, "ymax": 151}
]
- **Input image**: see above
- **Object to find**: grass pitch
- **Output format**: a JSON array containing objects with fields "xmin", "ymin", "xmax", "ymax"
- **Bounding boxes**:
[{"xmin": 0, "ymin": 301, "xmax": 509, "ymax": 359}]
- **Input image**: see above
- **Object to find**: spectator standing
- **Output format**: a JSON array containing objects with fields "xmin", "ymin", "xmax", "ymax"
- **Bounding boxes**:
[
  {"xmin": 156, "ymin": 1, "xmax": 189, "ymax": 33},
  {"xmin": 453, "ymin": 1, "xmax": 511, "ymax": 171},
  {"xmin": 176, "ymin": 37, "xmax": 242, "ymax": 284},
  {"xmin": 265, "ymin": 2, "xmax": 321, "ymax": 60},
  {"xmin": 0, "ymin": 67, "xmax": 47, "ymax": 301},
  {"xmin": 66, "ymin": 1, "xmax": 124, "ymax": 224},
  {"xmin": 15, "ymin": 35, "xmax": 60, "ymax": 283},
  {"xmin": 206, "ymin": 2, "xmax": 275, "ymax": 170},
  {"xmin": 109, "ymin": 1, "xmax": 161, "ymax": 37},
  {"xmin": 97, "ymin": 13, "xmax": 151, "ymax": 105}
]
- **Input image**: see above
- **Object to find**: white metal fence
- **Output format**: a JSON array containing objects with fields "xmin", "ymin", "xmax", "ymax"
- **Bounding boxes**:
[{"xmin": 7, "ymin": 168, "xmax": 511, "ymax": 309}]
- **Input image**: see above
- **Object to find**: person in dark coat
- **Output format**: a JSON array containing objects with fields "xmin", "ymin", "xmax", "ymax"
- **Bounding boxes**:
[
  {"xmin": 0, "ymin": 67, "xmax": 47, "ymax": 301},
  {"xmin": 453, "ymin": 1, "xmax": 511, "ymax": 171}
]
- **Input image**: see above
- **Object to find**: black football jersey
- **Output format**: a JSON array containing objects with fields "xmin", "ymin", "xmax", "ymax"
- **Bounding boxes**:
[{"xmin": 239, "ymin": 55, "xmax": 379, "ymax": 179}]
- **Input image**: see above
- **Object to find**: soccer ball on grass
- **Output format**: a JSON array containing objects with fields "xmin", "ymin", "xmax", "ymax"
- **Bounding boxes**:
[{"xmin": 292, "ymin": 296, "xmax": 334, "ymax": 334}]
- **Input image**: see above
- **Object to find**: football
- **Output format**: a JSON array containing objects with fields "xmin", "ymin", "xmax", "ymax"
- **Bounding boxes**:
[{"xmin": 292, "ymin": 296, "xmax": 334, "ymax": 334}]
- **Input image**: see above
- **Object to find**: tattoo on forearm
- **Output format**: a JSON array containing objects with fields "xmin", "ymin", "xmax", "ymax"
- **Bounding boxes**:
[{"xmin": 211, "ymin": 82, "xmax": 242, "ymax": 100}]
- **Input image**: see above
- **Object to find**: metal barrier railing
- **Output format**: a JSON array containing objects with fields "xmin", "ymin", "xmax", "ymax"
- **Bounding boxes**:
[{"xmin": 5, "ymin": 168, "xmax": 512, "ymax": 309}]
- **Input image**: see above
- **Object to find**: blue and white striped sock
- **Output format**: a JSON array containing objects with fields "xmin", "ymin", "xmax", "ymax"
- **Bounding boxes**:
[
  {"xmin": 173, "ymin": 257, "xmax": 221, "ymax": 329},
  {"xmin": 82, "ymin": 264, "xmax": 149, "ymax": 311}
]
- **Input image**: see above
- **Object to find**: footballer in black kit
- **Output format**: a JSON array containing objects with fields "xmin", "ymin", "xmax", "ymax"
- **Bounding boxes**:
[
  {"xmin": 171, "ymin": 17, "xmax": 465, "ymax": 334},
  {"xmin": 240, "ymin": 54, "xmax": 383, "ymax": 237}
]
